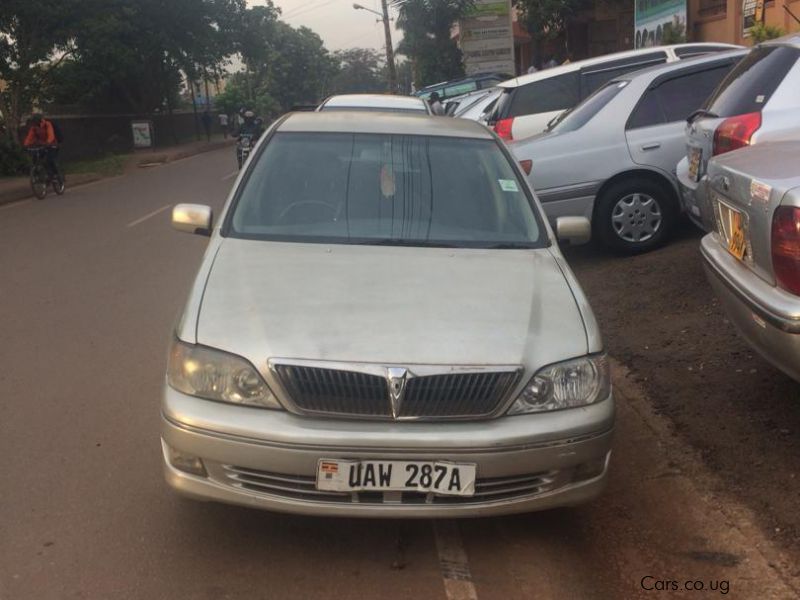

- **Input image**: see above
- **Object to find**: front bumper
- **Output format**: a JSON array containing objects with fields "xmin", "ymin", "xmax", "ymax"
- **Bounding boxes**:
[
  {"xmin": 161, "ymin": 385, "xmax": 614, "ymax": 517},
  {"xmin": 701, "ymin": 234, "xmax": 800, "ymax": 382},
  {"xmin": 677, "ymin": 159, "xmax": 711, "ymax": 232}
]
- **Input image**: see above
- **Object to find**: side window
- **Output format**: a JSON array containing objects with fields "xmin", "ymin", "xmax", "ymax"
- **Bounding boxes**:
[
  {"xmin": 580, "ymin": 51, "xmax": 668, "ymax": 98},
  {"xmin": 627, "ymin": 90, "xmax": 665, "ymax": 129},
  {"xmin": 509, "ymin": 72, "xmax": 580, "ymax": 117},
  {"xmin": 655, "ymin": 64, "xmax": 735, "ymax": 122}
]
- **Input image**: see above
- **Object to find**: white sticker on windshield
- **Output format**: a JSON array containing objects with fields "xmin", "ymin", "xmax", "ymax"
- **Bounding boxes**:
[
  {"xmin": 499, "ymin": 179, "xmax": 519, "ymax": 192},
  {"xmin": 756, "ymin": 94, "xmax": 765, "ymax": 104}
]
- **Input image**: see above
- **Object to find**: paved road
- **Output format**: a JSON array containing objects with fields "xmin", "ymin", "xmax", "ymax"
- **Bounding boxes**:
[{"xmin": 1, "ymin": 148, "xmax": 797, "ymax": 600}]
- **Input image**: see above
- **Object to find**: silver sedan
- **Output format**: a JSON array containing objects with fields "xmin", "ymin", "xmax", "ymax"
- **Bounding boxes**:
[
  {"xmin": 162, "ymin": 111, "xmax": 613, "ymax": 517},
  {"xmin": 702, "ymin": 141, "xmax": 800, "ymax": 382},
  {"xmin": 510, "ymin": 50, "xmax": 745, "ymax": 253}
]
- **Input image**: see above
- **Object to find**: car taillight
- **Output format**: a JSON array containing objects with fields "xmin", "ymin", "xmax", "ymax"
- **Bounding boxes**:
[
  {"xmin": 494, "ymin": 118, "xmax": 514, "ymax": 141},
  {"xmin": 712, "ymin": 112, "xmax": 761, "ymax": 156},
  {"xmin": 771, "ymin": 206, "xmax": 800, "ymax": 295},
  {"xmin": 519, "ymin": 159, "xmax": 532, "ymax": 175}
]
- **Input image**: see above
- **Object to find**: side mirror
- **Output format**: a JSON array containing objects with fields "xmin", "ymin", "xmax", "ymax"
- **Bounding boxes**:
[
  {"xmin": 172, "ymin": 203, "xmax": 212, "ymax": 236},
  {"xmin": 556, "ymin": 216, "xmax": 591, "ymax": 246}
]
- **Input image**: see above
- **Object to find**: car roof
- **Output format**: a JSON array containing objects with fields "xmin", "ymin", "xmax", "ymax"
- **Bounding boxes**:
[
  {"xmin": 417, "ymin": 73, "xmax": 507, "ymax": 93},
  {"xmin": 763, "ymin": 33, "xmax": 800, "ymax": 48},
  {"xmin": 277, "ymin": 111, "xmax": 495, "ymax": 139},
  {"xmin": 613, "ymin": 49, "xmax": 747, "ymax": 83},
  {"xmin": 498, "ymin": 43, "xmax": 742, "ymax": 89},
  {"xmin": 322, "ymin": 94, "xmax": 428, "ymax": 111}
]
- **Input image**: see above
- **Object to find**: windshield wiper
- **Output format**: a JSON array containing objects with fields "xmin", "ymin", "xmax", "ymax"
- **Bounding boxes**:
[
  {"xmin": 686, "ymin": 108, "xmax": 718, "ymax": 124},
  {"xmin": 352, "ymin": 238, "xmax": 458, "ymax": 248},
  {"xmin": 484, "ymin": 242, "xmax": 538, "ymax": 249}
]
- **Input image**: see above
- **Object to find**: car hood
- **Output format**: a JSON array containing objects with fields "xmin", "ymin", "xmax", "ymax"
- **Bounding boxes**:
[{"xmin": 196, "ymin": 239, "xmax": 588, "ymax": 371}]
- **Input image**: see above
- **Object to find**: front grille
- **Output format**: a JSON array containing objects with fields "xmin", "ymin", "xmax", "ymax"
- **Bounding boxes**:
[
  {"xmin": 273, "ymin": 362, "xmax": 520, "ymax": 420},
  {"xmin": 401, "ymin": 372, "xmax": 519, "ymax": 418},
  {"xmin": 220, "ymin": 465, "xmax": 559, "ymax": 505},
  {"xmin": 274, "ymin": 365, "xmax": 390, "ymax": 417}
]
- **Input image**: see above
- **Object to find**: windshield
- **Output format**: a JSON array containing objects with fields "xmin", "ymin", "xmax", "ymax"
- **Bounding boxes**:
[
  {"xmin": 227, "ymin": 132, "xmax": 545, "ymax": 248},
  {"xmin": 550, "ymin": 81, "xmax": 628, "ymax": 133}
]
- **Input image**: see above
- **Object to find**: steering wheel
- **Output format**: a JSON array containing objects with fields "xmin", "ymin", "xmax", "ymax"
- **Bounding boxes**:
[{"xmin": 277, "ymin": 200, "xmax": 338, "ymax": 223}]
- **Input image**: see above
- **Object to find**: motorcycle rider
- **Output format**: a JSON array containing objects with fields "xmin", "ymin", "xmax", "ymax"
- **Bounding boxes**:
[{"xmin": 236, "ymin": 110, "xmax": 264, "ymax": 139}]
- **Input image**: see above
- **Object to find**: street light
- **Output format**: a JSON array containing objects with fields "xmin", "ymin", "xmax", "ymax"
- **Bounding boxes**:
[{"xmin": 353, "ymin": 2, "xmax": 398, "ymax": 93}]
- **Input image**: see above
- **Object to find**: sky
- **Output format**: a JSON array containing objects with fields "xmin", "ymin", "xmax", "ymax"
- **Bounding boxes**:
[{"xmin": 247, "ymin": 0, "xmax": 403, "ymax": 52}]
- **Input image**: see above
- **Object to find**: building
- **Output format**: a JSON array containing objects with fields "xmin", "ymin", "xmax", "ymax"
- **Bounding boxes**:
[{"xmin": 689, "ymin": 0, "xmax": 800, "ymax": 44}]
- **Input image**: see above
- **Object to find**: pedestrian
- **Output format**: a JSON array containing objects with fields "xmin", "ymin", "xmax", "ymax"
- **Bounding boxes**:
[
  {"xmin": 218, "ymin": 112, "xmax": 229, "ymax": 139},
  {"xmin": 428, "ymin": 92, "xmax": 445, "ymax": 116},
  {"xmin": 201, "ymin": 111, "xmax": 212, "ymax": 142},
  {"xmin": 527, "ymin": 64, "xmax": 538, "ymax": 74}
]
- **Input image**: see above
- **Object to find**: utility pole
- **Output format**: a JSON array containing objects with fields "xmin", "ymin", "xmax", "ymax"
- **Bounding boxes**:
[{"xmin": 353, "ymin": 3, "xmax": 397, "ymax": 92}]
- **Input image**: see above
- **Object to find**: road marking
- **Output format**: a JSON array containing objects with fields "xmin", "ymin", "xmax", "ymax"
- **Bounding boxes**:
[
  {"xmin": 434, "ymin": 521, "xmax": 478, "ymax": 600},
  {"xmin": 126, "ymin": 204, "xmax": 172, "ymax": 228},
  {"xmin": 221, "ymin": 170, "xmax": 238, "ymax": 181}
]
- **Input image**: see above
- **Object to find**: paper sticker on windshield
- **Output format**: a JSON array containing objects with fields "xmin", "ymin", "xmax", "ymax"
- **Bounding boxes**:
[
  {"xmin": 750, "ymin": 179, "xmax": 771, "ymax": 205},
  {"xmin": 499, "ymin": 179, "xmax": 519, "ymax": 192}
]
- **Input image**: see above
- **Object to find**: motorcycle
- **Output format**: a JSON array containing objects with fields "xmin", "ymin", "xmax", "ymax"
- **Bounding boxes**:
[{"xmin": 237, "ymin": 133, "xmax": 255, "ymax": 169}]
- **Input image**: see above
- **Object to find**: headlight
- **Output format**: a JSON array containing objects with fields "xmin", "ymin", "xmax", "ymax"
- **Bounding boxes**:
[
  {"xmin": 507, "ymin": 354, "xmax": 610, "ymax": 415},
  {"xmin": 167, "ymin": 339, "xmax": 282, "ymax": 409}
]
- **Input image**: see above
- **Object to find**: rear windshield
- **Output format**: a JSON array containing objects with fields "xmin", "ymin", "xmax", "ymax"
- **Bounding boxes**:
[
  {"xmin": 550, "ymin": 81, "xmax": 628, "ymax": 133},
  {"xmin": 704, "ymin": 46, "xmax": 799, "ymax": 116},
  {"xmin": 227, "ymin": 132, "xmax": 544, "ymax": 248}
]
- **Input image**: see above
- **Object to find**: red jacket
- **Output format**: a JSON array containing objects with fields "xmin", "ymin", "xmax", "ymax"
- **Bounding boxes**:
[{"xmin": 23, "ymin": 120, "xmax": 57, "ymax": 147}]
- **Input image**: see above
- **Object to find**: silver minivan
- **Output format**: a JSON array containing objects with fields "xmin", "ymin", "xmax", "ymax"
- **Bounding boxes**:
[
  {"xmin": 678, "ymin": 34, "xmax": 800, "ymax": 231},
  {"xmin": 162, "ymin": 112, "xmax": 613, "ymax": 517}
]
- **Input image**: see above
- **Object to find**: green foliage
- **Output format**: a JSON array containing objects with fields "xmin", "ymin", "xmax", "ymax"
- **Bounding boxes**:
[
  {"xmin": 392, "ymin": 0, "xmax": 471, "ymax": 88},
  {"xmin": 750, "ymin": 23, "xmax": 785, "ymax": 43},
  {"xmin": 0, "ymin": 137, "xmax": 27, "ymax": 176},
  {"xmin": 517, "ymin": 0, "xmax": 589, "ymax": 45},
  {"xmin": 660, "ymin": 17, "xmax": 686, "ymax": 44},
  {"xmin": 330, "ymin": 48, "xmax": 387, "ymax": 94}
]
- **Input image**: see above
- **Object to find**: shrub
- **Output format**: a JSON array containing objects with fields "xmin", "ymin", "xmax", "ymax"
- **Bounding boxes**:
[{"xmin": 0, "ymin": 138, "xmax": 28, "ymax": 176}]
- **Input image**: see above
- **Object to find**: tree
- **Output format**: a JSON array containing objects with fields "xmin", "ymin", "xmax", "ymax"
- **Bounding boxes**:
[
  {"xmin": 516, "ymin": 0, "xmax": 590, "ymax": 59},
  {"xmin": 0, "ymin": 0, "xmax": 82, "ymax": 142},
  {"xmin": 329, "ymin": 48, "xmax": 386, "ymax": 94},
  {"xmin": 750, "ymin": 23, "xmax": 785, "ymax": 43},
  {"xmin": 392, "ymin": 0, "xmax": 472, "ymax": 88}
]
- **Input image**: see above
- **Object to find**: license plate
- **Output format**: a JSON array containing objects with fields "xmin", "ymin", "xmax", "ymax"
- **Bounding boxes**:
[
  {"xmin": 316, "ymin": 459, "xmax": 476, "ymax": 496},
  {"xmin": 716, "ymin": 200, "xmax": 746, "ymax": 260},
  {"xmin": 688, "ymin": 147, "xmax": 702, "ymax": 181}
]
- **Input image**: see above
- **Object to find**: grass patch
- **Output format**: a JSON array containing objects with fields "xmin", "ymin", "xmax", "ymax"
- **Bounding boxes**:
[{"xmin": 63, "ymin": 153, "xmax": 127, "ymax": 177}]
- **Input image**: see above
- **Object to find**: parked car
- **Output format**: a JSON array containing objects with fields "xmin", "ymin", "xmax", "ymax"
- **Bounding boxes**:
[
  {"xmin": 164, "ymin": 111, "xmax": 613, "ymax": 517},
  {"xmin": 701, "ymin": 142, "xmax": 800, "ymax": 382},
  {"xmin": 414, "ymin": 72, "xmax": 510, "ymax": 102},
  {"xmin": 443, "ymin": 87, "xmax": 497, "ymax": 116},
  {"xmin": 510, "ymin": 50, "xmax": 745, "ymax": 253},
  {"xmin": 452, "ymin": 87, "xmax": 503, "ymax": 121},
  {"xmin": 678, "ymin": 34, "xmax": 800, "ymax": 231},
  {"xmin": 317, "ymin": 94, "xmax": 431, "ymax": 114},
  {"xmin": 485, "ymin": 43, "xmax": 741, "ymax": 142}
]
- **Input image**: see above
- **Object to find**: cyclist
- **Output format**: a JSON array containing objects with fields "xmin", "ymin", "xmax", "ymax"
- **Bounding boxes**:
[{"xmin": 23, "ymin": 113, "xmax": 62, "ymax": 184}]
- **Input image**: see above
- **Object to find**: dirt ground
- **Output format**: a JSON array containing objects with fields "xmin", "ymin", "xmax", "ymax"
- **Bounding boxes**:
[{"xmin": 564, "ymin": 220, "xmax": 800, "ymax": 564}]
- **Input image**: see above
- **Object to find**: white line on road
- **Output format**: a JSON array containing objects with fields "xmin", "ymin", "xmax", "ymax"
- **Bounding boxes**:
[
  {"xmin": 221, "ymin": 170, "xmax": 238, "ymax": 181},
  {"xmin": 434, "ymin": 521, "xmax": 478, "ymax": 600},
  {"xmin": 126, "ymin": 204, "xmax": 172, "ymax": 228}
]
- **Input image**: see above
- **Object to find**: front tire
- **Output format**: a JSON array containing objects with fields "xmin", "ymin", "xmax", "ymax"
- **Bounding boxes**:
[
  {"xmin": 31, "ymin": 165, "xmax": 48, "ymax": 200},
  {"xmin": 594, "ymin": 177, "xmax": 677, "ymax": 254}
]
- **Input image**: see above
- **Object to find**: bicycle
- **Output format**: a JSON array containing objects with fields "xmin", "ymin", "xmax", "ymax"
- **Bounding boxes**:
[{"xmin": 27, "ymin": 146, "xmax": 65, "ymax": 199}]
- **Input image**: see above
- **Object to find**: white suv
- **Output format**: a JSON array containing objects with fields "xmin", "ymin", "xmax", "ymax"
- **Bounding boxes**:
[{"xmin": 485, "ymin": 43, "xmax": 740, "ymax": 142}]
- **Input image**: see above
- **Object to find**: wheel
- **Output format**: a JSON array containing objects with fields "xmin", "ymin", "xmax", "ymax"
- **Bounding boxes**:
[
  {"xmin": 594, "ymin": 177, "xmax": 678, "ymax": 254},
  {"xmin": 30, "ymin": 165, "xmax": 48, "ymax": 199},
  {"xmin": 53, "ymin": 174, "xmax": 65, "ymax": 195}
]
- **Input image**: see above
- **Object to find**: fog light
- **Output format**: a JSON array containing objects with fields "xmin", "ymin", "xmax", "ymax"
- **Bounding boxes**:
[
  {"xmin": 573, "ymin": 454, "xmax": 609, "ymax": 482},
  {"xmin": 166, "ymin": 445, "xmax": 207, "ymax": 477}
]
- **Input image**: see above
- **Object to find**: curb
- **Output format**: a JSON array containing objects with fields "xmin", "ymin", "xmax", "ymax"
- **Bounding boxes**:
[
  {"xmin": 0, "ymin": 172, "xmax": 106, "ymax": 207},
  {"xmin": 134, "ymin": 139, "xmax": 236, "ymax": 169}
]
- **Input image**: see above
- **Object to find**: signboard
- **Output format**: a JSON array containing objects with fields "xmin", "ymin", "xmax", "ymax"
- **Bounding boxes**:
[
  {"xmin": 459, "ymin": 0, "xmax": 515, "ymax": 77},
  {"xmin": 131, "ymin": 120, "xmax": 154, "ymax": 148},
  {"xmin": 742, "ymin": 0, "xmax": 765, "ymax": 36},
  {"xmin": 634, "ymin": 0, "xmax": 687, "ymax": 48}
]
